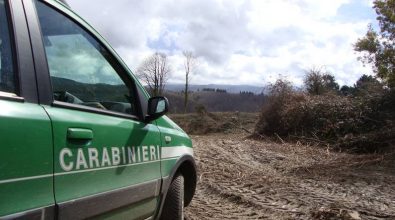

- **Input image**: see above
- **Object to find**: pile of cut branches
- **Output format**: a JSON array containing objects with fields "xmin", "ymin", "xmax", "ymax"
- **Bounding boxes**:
[{"xmin": 255, "ymin": 88, "xmax": 395, "ymax": 153}]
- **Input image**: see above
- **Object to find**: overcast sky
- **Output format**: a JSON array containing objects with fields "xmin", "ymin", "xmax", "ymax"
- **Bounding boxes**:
[{"xmin": 67, "ymin": 0, "xmax": 377, "ymax": 87}]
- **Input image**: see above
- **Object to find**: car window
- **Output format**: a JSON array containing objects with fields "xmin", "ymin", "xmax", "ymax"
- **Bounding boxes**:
[
  {"xmin": 0, "ymin": 0, "xmax": 17, "ymax": 95},
  {"xmin": 35, "ymin": 1, "xmax": 136, "ymax": 115}
]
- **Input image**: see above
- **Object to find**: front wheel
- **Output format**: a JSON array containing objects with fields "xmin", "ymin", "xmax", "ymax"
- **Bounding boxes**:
[{"xmin": 160, "ymin": 173, "xmax": 185, "ymax": 220}]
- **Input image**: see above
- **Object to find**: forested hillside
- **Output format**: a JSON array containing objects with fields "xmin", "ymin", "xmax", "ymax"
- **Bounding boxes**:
[{"xmin": 165, "ymin": 90, "xmax": 266, "ymax": 113}]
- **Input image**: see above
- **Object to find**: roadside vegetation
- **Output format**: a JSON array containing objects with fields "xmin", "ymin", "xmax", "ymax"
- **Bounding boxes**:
[{"xmin": 254, "ymin": 73, "xmax": 395, "ymax": 153}]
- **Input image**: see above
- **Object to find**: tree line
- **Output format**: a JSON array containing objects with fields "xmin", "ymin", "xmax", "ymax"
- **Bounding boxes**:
[{"xmin": 280, "ymin": 0, "xmax": 395, "ymax": 97}]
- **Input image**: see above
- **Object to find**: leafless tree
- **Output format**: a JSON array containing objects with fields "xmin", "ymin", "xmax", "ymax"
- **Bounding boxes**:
[
  {"xmin": 137, "ymin": 52, "xmax": 171, "ymax": 96},
  {"xmin": 183, "ymin": 51, "xmax": 197, "ymax": 113}
]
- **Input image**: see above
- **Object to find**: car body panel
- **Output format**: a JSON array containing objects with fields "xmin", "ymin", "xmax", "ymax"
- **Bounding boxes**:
[
  {"xmin": 43, "ymin": 105, "xmax": 162, "ymax": 218},
  {"xmin": 0, "ymin": 0, "xmax": 196, "ymax": 218},
  {"xmin": 0, "ymin": 101, "xmax": 54, "ymax": 216},
  {"xmin": 155, "ymin": 116, "xmax": 193, "ymax": 177}
]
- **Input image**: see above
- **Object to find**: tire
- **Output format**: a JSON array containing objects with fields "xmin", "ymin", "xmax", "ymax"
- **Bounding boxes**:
[{"xmin": 160, "ymin": 173, "xmax": 185, "ymax": 220}]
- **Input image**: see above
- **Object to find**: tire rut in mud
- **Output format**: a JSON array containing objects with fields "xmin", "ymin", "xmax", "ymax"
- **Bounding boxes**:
[{"xmin": 185, "ymin": 134, "xmax": 395, "ymax": 220}]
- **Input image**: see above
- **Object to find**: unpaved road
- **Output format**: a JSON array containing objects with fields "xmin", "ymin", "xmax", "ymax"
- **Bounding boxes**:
[{"xmin": 185, "ymin": 134, "xmax": 395, "ymax": 220}]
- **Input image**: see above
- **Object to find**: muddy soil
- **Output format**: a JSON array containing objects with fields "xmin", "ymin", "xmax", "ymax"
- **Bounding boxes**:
[{"xmin": 185, "ymin": 133, "xmax": 395, "ymax": 220}]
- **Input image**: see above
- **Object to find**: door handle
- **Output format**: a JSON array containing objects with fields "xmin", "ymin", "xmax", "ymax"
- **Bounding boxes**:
[{"xmin": 67, "ymin": 128, "xmax": 93, "ymax": 140}]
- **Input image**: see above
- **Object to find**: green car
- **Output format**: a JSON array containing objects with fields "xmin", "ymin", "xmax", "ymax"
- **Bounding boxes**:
[{"xmin": 0, "ymin": 0, "xmax": 196, "ymax": 219}]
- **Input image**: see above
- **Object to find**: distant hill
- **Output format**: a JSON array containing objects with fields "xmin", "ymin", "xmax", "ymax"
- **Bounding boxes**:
[
  {"xmin": 165, "ymin": 90, "xmax": 266, "ymax": 113},
  {"xmin": 165, "ymin": 84, "xmax": 264, "ymax": 94}
]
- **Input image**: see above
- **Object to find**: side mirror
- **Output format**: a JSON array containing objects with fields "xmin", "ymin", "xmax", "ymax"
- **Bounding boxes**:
[{"xmin": 146, "ymin": 96, "xmax": 169, "ymax": 122}]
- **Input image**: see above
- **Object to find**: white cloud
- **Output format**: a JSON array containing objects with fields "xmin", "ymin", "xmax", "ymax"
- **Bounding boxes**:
[{"xmin": 66, "ymin": 0, "xmax": 375, "ymax": 87}]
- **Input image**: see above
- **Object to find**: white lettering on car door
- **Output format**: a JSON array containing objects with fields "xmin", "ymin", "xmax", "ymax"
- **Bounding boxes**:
[
  {"xmin": 112, "ymin": 147, "xmax": 121, "ymax": 165},
  {"xmin": 101, "ymin": 147, "xmax": 111, "ymax": 166},
  {"xmin": 59, "ymin": 145, "xmax": 164, "ymax": 172},
  {"xmin": 150, "ymin": 145, "xmax": 157, "ymax": 160},
  {"xmin": 121, "ymin": 147, "xmax": 126, "ymax": 164},
  {"xmin": 88, "ymin": 148, "xmax": 99, "ymax": 168},
  {"xmin": 127, "ymin": 147, "xmax": 136, "ymax": 163},
  {"xmin": 142, "ymin": 146, "xmax": 149, "ymax": 162},
  {"xmin": 60, "ymin": 148, "xmax": 74, "ymax": 171},
  {"xmin": 76, "ymin": 148, "xmax": 88, "ymax": 170}
]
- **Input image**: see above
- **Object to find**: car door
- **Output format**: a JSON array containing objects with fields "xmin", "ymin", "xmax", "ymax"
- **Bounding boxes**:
[
  {"xmin": 0, "ymin": 0, "xmax": 54, "ymax": 218},
  {"xmin": 30, "ymin": 1, "xmax": 162, "ymax": 219}
]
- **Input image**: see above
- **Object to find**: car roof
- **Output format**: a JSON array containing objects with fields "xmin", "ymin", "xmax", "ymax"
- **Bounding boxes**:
[{"xmin": 54, "ymin": 0, "xmax": 70, "ymax": 8}]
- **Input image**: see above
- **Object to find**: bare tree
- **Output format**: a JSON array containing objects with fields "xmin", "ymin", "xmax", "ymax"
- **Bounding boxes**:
[
  {"xmin": 137, "ymin": 52, "xmax": 171, "ymax": 96},
  {"xmin": 183, "ymin": 51, "xmax": 197, "ymax": 113}
]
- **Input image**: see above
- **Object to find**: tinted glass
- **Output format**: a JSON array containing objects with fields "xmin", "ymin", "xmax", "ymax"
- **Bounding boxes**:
[
  {"xmin": 0, "ymin": 0, "xmax": 16, "ymax": 94},
  {"xmin": 36, "ymin": 1, "xmax": 135, "ymax": 115}
]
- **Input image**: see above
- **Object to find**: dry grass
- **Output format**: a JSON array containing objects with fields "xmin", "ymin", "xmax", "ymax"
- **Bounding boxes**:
[{"xmin": 168, "ymin": 112, "xmax": 259, "ymax": 135}]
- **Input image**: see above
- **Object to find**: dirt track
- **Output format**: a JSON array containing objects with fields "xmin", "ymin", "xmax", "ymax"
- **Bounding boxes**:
[{"xmin": 185, "ymin": 134, "xmax": 395, "ymax": 220}]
